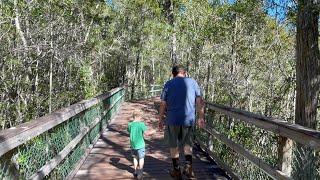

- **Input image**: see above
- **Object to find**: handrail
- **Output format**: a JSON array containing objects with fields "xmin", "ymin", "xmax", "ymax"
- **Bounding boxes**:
[
  {"xmin": 0, "ymin": 87, "xmax": 123, "ymax": 157},
  {"xmin": 201, "ymin": 126, "xmax": 290, "ymax": 180},
  {"xmin": 29, "ymin": 92, "xmax": 125, "ymax": 179},
  {"xmin": 197, "ymin": 101, "xmax": 320, "ymax": 180},
  {"xmin": 205, "ymin": 102, "xmax": 320, "ymax": 149},
  {"xmin": 126, "ymin": 84, "xmax": 162, "ymax": 100}
]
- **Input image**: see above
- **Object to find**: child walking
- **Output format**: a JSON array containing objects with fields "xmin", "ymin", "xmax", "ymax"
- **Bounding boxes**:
[{"xmin": 127, "ymin": 110, "xmax": 155, "ymax": 179}]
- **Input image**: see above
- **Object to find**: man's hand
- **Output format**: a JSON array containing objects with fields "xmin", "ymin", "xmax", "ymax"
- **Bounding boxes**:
[
  {"xmin": 158, "ymin": 114, "xmax": 165, "ymax": 131},
  {"xmin": 197, "ymin": 118, "xmax": 205, "ymax": 129}
]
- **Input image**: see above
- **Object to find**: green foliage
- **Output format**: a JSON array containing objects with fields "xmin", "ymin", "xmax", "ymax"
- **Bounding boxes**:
[
  {"xmin": 79, "ymin": 63, "xmax": 96, "ymax": 99},
  {"xmin": 0, "ymin": 0, "xmax": 125, "ymax": 129},
  {"xmin": 292, "ymin": 146, "xmax": 319, "ymax": 179}
]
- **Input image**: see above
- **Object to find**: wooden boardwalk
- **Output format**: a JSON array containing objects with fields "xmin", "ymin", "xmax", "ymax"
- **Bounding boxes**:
[{"xmin": 73, "ymin": 99, "xmax": 229, "ymax": 180}]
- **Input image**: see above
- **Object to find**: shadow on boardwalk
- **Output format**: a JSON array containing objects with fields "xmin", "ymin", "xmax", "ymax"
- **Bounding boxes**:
[
  {"xmin": 100, "ymin": 129, "xmax": 170, "ymax": 178},
  {"xmin": 73, "ymin": 100, "xmax": 230, "ymax": 180}
]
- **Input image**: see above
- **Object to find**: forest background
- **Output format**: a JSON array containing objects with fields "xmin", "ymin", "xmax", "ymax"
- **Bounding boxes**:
[
  {"xmin": 1, "ymin": 0, "xmax": 309, "ymax": 130},
  {"xmin": 1, "ymin": 0, "xmax": 319, "ymax": 178}
]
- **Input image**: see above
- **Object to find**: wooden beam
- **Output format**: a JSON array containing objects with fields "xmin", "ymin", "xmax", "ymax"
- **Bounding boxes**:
[
  {"xmin": 205, "ymin": 102, "xmax": 320, "ymax": 150},
  {"xmin": 0, "ymin": 88, "xmax": 123, "ymax": 157},
  {"xmin": 203, "ymin": 127, "xmax": 291, "ymax": 180}
]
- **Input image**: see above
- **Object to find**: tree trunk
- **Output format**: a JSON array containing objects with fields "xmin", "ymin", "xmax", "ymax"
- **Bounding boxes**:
[
  {"xmin": 152, "ymin": 57, "xmax": 155, "ymax": 84},
  {"xmin": 294, "ymin": 0, "xmax": 320, "ymax": 178},
  {"xmin": 171, "ymin": 29, "xmax": 177, "ymax": 65},
  {"xmin": 131, "ymin": 49, "xmax": 140, "ymax": 100},
  {"xmin": 14, "ymin": 0, "xmax": 27, "ymax": 47},
  {"xmin": 163, "ymin": 0, "xmax": 177, "ymax": 65},
  {"xmin": 205, "ymin": 61, "xmax": 211, "ymax": 100},
  {"xmin": 49, "ymin": 58, "xmax": 53, "ymax": 114}
]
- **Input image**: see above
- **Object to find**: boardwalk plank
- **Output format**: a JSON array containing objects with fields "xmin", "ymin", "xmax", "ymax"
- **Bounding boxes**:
[{"xmin": 73, "ymin": 99, "xmax": 230, "ymax": 180}]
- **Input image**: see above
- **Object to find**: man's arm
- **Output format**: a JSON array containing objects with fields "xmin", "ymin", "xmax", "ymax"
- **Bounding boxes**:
[
  {"xmin": 196, "ymin": 97, "xmax": 205, "ymax": 128},
  {"xmin": 158, "ymin": 100, "xmax": 167, "ymax": 130}
]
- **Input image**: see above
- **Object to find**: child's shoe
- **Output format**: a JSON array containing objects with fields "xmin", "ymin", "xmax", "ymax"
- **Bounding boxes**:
[
  {"xmin": 133, "ymin": 171, "xmax": 138, "ymax": 178},
  {"xmin": 137, "ymin": 169, "xmax": 143, "ymax": 179}
]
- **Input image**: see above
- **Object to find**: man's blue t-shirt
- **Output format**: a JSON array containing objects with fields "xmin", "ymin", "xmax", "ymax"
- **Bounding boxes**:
[{"xmin": 160, "ymin": 77, "xmax": 201, "ymax": 126}]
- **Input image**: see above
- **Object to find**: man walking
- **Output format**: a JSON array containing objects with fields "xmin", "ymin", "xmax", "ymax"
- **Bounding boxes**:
[{"xmin": 158, "ymin": 65, "xmax": 205, "ymax": 179}]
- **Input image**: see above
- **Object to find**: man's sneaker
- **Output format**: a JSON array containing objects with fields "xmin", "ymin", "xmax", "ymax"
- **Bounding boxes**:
[
  {"xmin": 183, "ymin": 164, "xmax": 195, "ymax": 179},
  {"xmin": 170, "ymin": 168, "xmax": 182, "ymax": 179}
]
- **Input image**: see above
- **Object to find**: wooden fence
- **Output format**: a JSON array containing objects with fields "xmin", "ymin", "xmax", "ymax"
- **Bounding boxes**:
[
  {"xmin": 196, "ymin": 102, "xmax": 320, "ymax": 180},
  {"xmin": 0, "ymin": 87, "xmax": 125, "ymax": 179}
]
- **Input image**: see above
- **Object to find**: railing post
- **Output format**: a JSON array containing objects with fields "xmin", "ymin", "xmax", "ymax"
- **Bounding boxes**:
[
  {"xmin": 204, "ymin": 101, "xmax": 213, "ymax": 152},
  {"xmin": 151, "ymin": 85, "xmax": 154, "ymax": 97},
  {"xmin": 207, "ymin": 134, "xmax": 213, "ymax": 152},
  {"xmin": 278, "ymin": 136, "xmax": 293, "ymax": 177}
]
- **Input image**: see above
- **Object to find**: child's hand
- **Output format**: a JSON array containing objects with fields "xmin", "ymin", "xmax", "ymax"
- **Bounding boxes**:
[
  {"xmin": 145, "ymin": 129, "xmax": 156, "ymax": 136},
  {"xmin": 158, "ymin": 120, "xmax": 164, "ymax": 131}
]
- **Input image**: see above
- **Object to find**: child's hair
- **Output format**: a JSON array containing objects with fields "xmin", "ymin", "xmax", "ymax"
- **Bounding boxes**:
[{"xmin": 132, "ymin": 109, "xmax": 143, "ymax": 119}]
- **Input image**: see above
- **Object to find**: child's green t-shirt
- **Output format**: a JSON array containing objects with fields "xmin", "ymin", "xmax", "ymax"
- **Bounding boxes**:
[{"xmin": 127, "ymin": 121, "xmax": 147, "ymax": 149}]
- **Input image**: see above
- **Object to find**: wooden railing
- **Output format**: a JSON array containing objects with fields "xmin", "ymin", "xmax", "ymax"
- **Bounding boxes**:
[
  {"xmin": 0, "ymin": 87, "xmax": 125, "ymax": 179},
  {"xmin": 196, "ymin": 102, "xmax": 320, "ymax": 180},
  {"xmin": 126, "ymin": 84, "xmax": 162, "ymax": 100}
]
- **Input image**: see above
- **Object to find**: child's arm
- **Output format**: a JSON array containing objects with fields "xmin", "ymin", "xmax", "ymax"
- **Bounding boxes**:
[{"xmin": 144, "ymin": 129, "xmax": 156, "ymax": 136}]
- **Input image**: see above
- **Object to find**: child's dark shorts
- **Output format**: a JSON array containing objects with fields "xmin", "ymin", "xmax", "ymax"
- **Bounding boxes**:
[{"xmin": 131, "ymin": 148, "xmax": 145, "ymax": 159}]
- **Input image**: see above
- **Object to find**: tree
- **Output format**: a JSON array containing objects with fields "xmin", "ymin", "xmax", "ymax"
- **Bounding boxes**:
[
  {"xmin": 162, "ymin": 0, "xmax": 178, "ymax": 65},
  {"xmin": 294, "ymin": 0, "xmax": 320, "ymax": 178}
]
